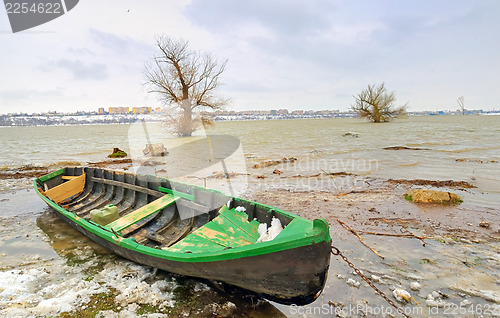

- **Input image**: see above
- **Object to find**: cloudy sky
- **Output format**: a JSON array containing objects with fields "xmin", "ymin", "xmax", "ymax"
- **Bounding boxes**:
[{"xmin": 1, "ymin": 0, "xmax": 499, "ymax": 114}]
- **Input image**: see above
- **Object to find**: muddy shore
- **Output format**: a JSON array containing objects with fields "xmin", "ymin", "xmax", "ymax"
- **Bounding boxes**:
[
  {"xmin": 1, "ymin": 161, "xmax": 499, "ymax": 317},
  {"xmin": 248, "ymin": 182, "xmax": 499, "ymax": 244}
]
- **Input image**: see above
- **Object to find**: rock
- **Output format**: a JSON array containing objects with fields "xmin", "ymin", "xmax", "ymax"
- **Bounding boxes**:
[
  {"xmin": 370, "ymin": 275, "xmax": 381, "ymax": 283},
  {"xmin": 108, "ymin": 147, "xmax": 127, "ymax": 158},
  {"xmin": 393, "ymin": 288, "xmax": 412, "ymax": 302},
  {"xmin": 220, "ymin": 301, "xmax": 236, "ymax": 317},
  {"xmin": 202, "ymin": 303, "xmax": 220, "ymax": 316},
  {"xmin": 404, "ymin": 189, "xmax": 462, "ymax": 204},
  {"xmin": 143, "ymin": 143, "xmax": 168, "ymax": 157},
  {"xmin": 272, "ymin": 168, "xmax": 282, "ymax": 175},
  {"xmin": 479, "ymin": 221, "xmax": 490, "ymax": 228},
  {"xmin": 342, "ymin": 132, "xmax": 359, "ymax": 138},
  {"xmin": 346, "ymin": 278, "xmax": 360, "ymax": 288},
  {"xmin": 202, "ymin": 302, "xmax": 236, "ymax": 317},
  {"xmin": 410, "ymin": 282, "xmax": 421, "ymax": 291}
]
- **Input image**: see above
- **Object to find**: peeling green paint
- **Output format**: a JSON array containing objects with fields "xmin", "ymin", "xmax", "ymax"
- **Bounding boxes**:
[{"xmin": 105, "ymin": 195, "xmax": 179, "ymax": 232}]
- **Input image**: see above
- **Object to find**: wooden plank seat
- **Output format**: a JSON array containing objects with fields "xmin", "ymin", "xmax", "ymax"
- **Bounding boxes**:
[
  {"xmin": 166, "ymin": 206, "xmax": 260, "ymax": 253},
  {"xmin": 45, "ymin": 173, "xmax": 86, "ymax": 204},
  {"xmin": 61, "ymin": 176, "xmax": 80, "ymax": 180},
  {"xmin": 105, "ymin": 194, "xmax": 179, "ymax": 233}
]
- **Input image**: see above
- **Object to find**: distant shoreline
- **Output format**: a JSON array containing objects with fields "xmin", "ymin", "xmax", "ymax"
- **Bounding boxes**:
[{"xmin": 1, "ymin": 111, "xmax": 499, "ymax": 127}]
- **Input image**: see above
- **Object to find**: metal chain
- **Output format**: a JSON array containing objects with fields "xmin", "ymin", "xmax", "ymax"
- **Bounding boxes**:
[{"xmin": 331, "ymin": 245, "xmax": 411, "ymax": 318}]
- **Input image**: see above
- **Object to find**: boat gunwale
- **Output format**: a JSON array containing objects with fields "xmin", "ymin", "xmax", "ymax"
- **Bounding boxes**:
[{"xmin": 33, "ymin": 168, "xmax": 331, "ymax": 263}]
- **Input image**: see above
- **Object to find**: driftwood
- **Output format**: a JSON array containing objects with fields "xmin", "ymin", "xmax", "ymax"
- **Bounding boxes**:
[
  {"xmin": 358, "ymin": 226, "xmax": 427, "ymax": 247},
  {"xmin": 337, "ymin": 219, "xmax": 384, "ymax": 259}
]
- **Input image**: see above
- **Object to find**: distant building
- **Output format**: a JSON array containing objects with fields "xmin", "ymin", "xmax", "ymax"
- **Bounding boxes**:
[
  {"xmin": 291, "ymin": 110, "xmax": 304, "ymax": 115},
  {"xmin": 98, "ymin": 107, "xmax": 105, "ymax": 115},
  {"xmin": 109, "ymin": 107, "xmax": 130, "ymax": 114},
  {"xmin": 133, "ymin": 107, "xmax": 152, "ymax": 114}
]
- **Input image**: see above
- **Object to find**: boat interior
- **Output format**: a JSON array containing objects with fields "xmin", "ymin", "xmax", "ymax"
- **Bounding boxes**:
[{"xmin": 36, "ymin": 167, "xmax": 296, "ymax": 252}]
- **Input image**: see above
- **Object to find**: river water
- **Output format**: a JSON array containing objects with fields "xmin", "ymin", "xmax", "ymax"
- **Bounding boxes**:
[
  {"xmin": 0, "ymin": 115, "xmax": 499, "ymax": 317},
  {"xmin": 1, "ymin": 115, "xmax": 499, "ymax": 206}
]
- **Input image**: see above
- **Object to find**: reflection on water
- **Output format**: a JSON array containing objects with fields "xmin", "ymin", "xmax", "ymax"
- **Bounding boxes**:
[{"xmin": 35, "ymin": 210, "xmax": 110, "ymax": 260}]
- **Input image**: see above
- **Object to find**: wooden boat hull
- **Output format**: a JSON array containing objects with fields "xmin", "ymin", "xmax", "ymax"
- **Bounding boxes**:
[{"xmin": 34, "ymin": 167, "xmax": 331, "ymax": 305}]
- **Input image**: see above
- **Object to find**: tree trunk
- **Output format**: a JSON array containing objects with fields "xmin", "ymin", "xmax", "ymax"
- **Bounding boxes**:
[
  {"xmin": 183, "ymin": 107, "xmax": 192, "ymax": 136},
  {"xmin": 179, "ymin": 100, "xmax": 193, "ymax": 137},
  {"xmin": 372, "ymin": 106, "xmax": 382, "ymax": 123}
]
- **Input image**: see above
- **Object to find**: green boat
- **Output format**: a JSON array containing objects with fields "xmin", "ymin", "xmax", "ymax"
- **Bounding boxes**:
[{"xmin": 34, "ymin": 166, "xmax": 332, "ymax": 305}]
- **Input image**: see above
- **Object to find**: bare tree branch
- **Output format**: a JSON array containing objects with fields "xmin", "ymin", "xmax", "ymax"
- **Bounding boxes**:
[
  {"xmin": 351, "ymin": 83, "xmax": 407, "ymax": 123},
  {"xmin": 145, "ymin": 35, "xmax": 228, "ymax": 136}
]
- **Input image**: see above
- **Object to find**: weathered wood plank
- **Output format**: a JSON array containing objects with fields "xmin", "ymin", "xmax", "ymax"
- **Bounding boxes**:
[
  {"xmin": 61, "ymin": 176, "xmax": 79, "ymax": 180},
  {"xmin": 148, "ymin": 217, "xmax": 194, "ymax": 247},
  {"xmin": 218, "ymin": 207, "xmax": 259, "ymax": 240},
  {"xmin": 166, "ymin": 206, "xmax": 259, "ymax": 252},
  {"xmin": 167, "ymin": 233, "xmax": 225, "ymax": 253},
  {"xmin": 211, "ymin": 214, "xmax": 258, "ymax": 243},
  {"xmin": 91, "ymin": 177, "xmax": 164, "ymax": 197},
  {"xmin": 45, "ymin": 173, "xmax": 86, "ymax": 204},
  {"xmin": 106, "ymin": 195, "xmax": 179, "ymax": 232},
  {"xmin": 198, "ymin": 222, "xmax": 254, "ymax": 247}
]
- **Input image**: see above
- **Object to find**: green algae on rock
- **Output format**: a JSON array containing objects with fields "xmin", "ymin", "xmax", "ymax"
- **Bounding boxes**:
[
  {"xmin": 107, "ymin": 148, "xmax": 127, "ymax": 158},
  {"xmin": 404, "ymin": 189, "xmax": 463, "ymax": 205}
]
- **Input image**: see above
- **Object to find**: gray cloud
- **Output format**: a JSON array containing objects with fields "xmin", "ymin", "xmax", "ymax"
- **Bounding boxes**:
[
  {"xmin": 56, "ymin": 59, "xmax": 108, "ymax": 80},
  {"xmin": 89, "ymin": 28, "xmax": 133, "ymax": 53},
  {"xmin": 88, "ymin": 28, "xmax": 153, "ymax": 56},
  {"xmin": 185, "ymin": 0, "xmax": 338, "ymax": 36},
  {"xmin": 0, "ymin": 89, "xmax": 63, "ymax": 101},
  {"xmin": 185, "ymin": 0, "xmax": 500, "ymax": 109},
  {"xmin": 40, "ymin": 59, "xmax": 108, "ymax": 80},
  {"xmin": 67, "ymin": 47, "xmax": 95, "ymax": 56}
]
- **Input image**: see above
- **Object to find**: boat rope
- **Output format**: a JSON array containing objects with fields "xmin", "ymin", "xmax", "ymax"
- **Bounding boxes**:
[{"xmin": 330, "ymin": 245, "xmax": 411, "ymax": 318}]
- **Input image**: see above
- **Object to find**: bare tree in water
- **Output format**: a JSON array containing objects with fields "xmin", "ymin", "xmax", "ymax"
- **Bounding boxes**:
[
  {"xmin": 457, "ymin": 96, "xmax": 465, "ymax": 115},
  {"xmin": 145, "ymin": 36, "xmax": 227, "ymax": 136},
  {"xmin": 351, "ymin": 83, "xmax": 407, "ymax": 123}
]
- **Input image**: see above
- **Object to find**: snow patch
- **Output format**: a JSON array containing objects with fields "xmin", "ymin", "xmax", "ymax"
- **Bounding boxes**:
[
  {"xmin": 235, "ymin": 206, "xmax": 246, "ymax": 213},
  {"xmin": 0, "ymin": 253, "xmax": 177, "ymax": 317},
  {"xmin": 96, "ymin": 261, "xmax": 175, "ymax": 309},
  {"xmin": 256, "ymin": 217, "xmax": 283, "ymax": 243}
]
